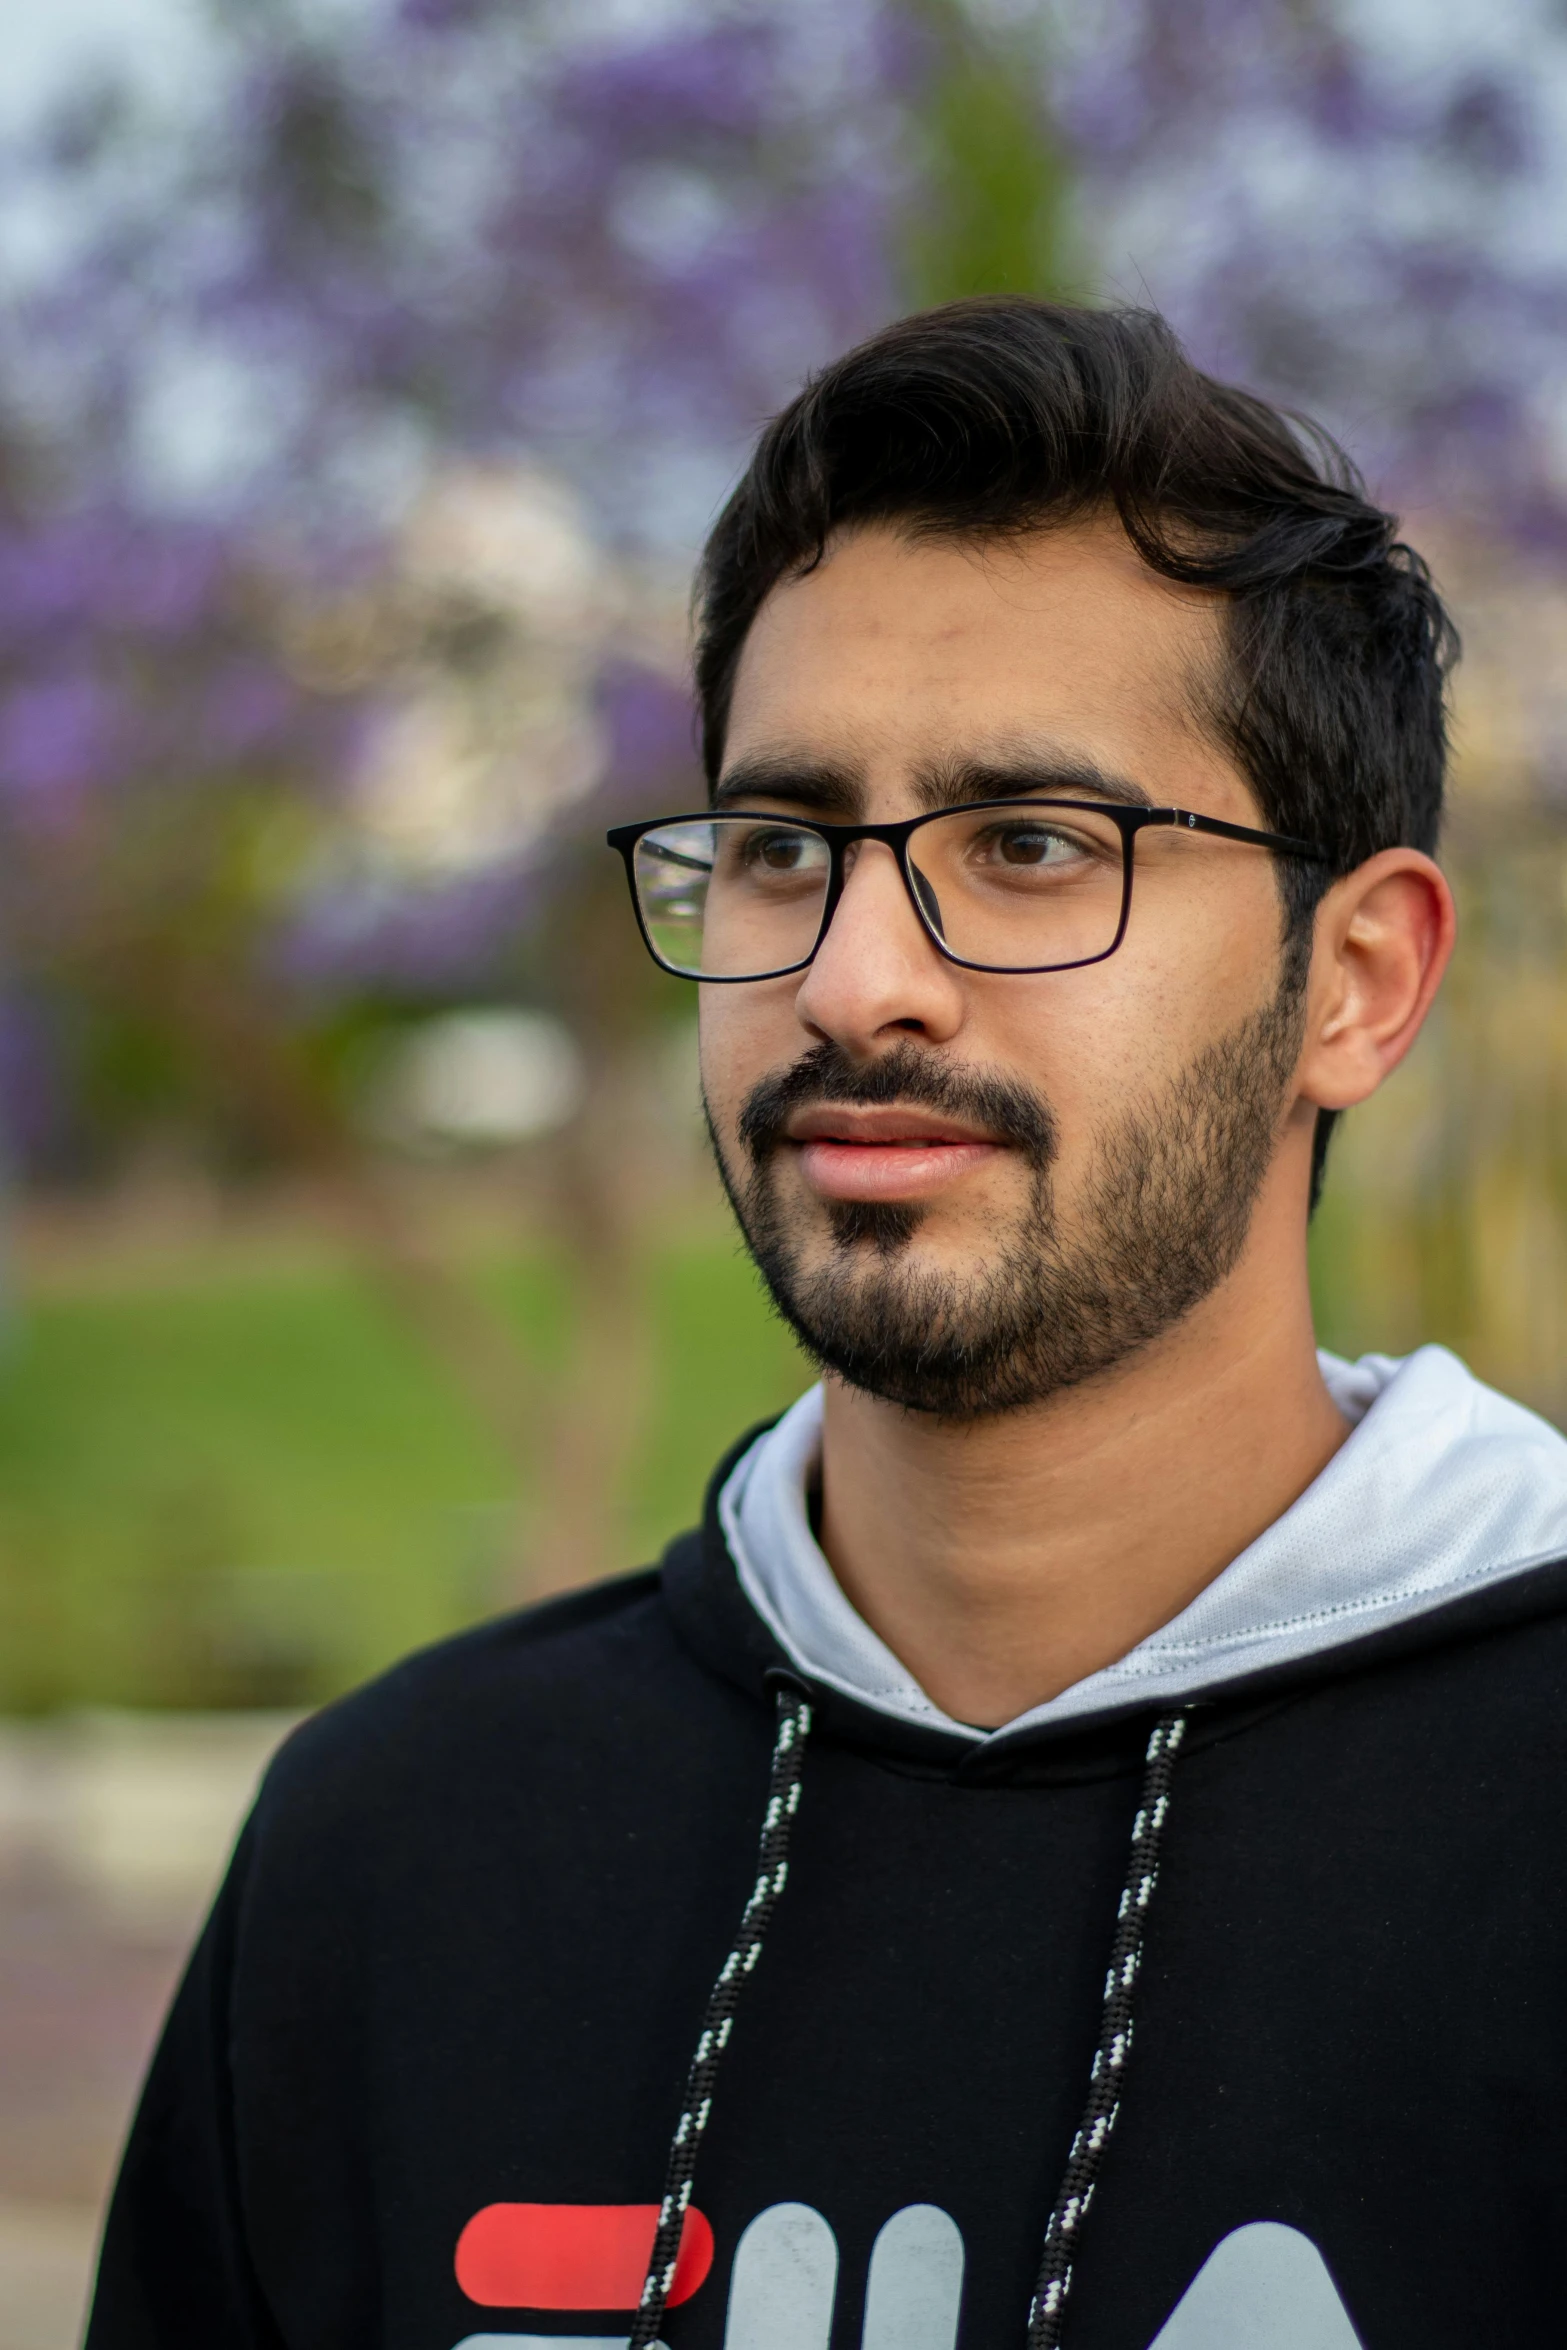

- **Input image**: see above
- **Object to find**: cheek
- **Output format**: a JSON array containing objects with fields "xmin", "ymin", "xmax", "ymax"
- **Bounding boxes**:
[
  {"xmin": 983, "ymin": 982, "xmax": 1127, "ymax": 1147},
  {"xmin": 697, "ymin": 983, "xmax": 799, "ymax": 1129},
  {"xmin": 1126, "ymin": 845, "xmax": 1284, "ymax": 1002},
  {"xmin": 979, "ymin": 882, "xmax": 1278, "ymax": 1142}
]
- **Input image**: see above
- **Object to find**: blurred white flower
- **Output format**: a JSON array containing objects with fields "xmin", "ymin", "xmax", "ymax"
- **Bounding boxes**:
[{"xmin": 371, "ymin": 1009, "xmax": 585, "ymax": 1150}]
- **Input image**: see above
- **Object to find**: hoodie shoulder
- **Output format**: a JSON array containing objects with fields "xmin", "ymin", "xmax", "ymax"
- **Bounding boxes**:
[{"xmin": 252, "ymin": 1562, "xmax": 733, "ymax": 1843}]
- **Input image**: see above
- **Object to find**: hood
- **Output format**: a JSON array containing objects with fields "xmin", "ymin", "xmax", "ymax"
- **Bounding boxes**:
[{"xmin": 719, "ymin": 1344, "xmax": 1567, "ymax": 1743}]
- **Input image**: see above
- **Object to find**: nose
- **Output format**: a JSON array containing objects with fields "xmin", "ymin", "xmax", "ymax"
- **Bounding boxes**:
[{"xmin": 792, "ymin": 839, "xmax": 967, "ymax": 1054}]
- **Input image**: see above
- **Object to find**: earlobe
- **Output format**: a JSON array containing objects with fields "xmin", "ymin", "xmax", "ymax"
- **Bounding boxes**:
[{"xmin": 1298, "ymin": 849, "xmax": 1455, "ymax": 1114}]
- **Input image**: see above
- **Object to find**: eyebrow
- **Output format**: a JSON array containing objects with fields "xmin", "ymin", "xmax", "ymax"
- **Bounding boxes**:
[
  {"xmin": 912, "ymin": 753, "xmax": 1155, "ymax": 813},
  {"xmin": 711, "ymin": 754, "xmax": 864, "ymax": 817},
  {"xmin": 711, "ymin": 746, "xmax": 1156, "ymax": 818}
]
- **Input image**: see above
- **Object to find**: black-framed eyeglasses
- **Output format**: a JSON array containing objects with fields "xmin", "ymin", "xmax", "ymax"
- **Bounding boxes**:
[{"xmin": 606, "ymin": 799, "xmax": 1330, "ymax": 982}]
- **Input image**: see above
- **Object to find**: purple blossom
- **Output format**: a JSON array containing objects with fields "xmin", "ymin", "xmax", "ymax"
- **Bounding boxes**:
[
  {"xmin": 1054, "ymin": 0, "xmax": 1567, "ymax": 540},
  {"xmin": 0, "ymin": 673, "xmax": 121, "ymax": 819},
  {"xmin": 275, "ymin": 857, "xmax": 544, "ymax": 997},
  {"xmin": 198, "ymin": 661, "xmax": 303, "ymax": 760},
  {"xmin": 0, "ymin": 996, "xmax": 73, "ymax": 1171},
  {"xmin": 596, "ymin": 661, "xmax": 703, "ymax": 820}
]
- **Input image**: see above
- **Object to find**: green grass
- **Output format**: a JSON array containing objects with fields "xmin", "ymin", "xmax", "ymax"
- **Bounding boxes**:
[
  {"xmin": 0, "ymin": 1235, "xmax": 809, "ymax": 1712},
  {"xmin": 0, "ymin": 1197, "xmax": 1433, "ymax": 1715}
]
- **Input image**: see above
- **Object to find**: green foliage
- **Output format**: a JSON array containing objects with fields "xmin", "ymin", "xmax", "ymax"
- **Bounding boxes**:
[
  {"xmin": 1308, "ymin": 827, "xmax": 1567, "ymax": 1420},
  {"xmin": 0, "ymin": 1233, "xmax": 808, "ymax": 1713},
  {"xmin": 899, "ymin": 0, "xmax": 1076, "ymax": 307}
]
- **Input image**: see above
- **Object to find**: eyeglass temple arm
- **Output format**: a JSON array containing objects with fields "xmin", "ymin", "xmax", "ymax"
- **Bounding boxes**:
[{"xmin": 1162, "ymin": 809, "xmax": 1329, "ymax": 862}]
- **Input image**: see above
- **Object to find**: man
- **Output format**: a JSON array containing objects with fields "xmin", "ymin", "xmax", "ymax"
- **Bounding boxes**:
[{"xmin": 89, "ymin": 301, "xmax": 1567, "ymax": 2350}]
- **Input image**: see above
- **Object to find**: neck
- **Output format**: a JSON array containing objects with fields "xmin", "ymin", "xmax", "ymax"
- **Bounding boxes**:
[{"xmin": 814, "ymin": 1193, "xmax": 1349, "ymax": 1728}]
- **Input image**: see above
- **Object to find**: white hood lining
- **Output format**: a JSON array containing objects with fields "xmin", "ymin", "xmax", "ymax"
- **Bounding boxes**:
[{"xmin": 719, "ymin": 1347, "xmax": 1567, "ymax": 1743}]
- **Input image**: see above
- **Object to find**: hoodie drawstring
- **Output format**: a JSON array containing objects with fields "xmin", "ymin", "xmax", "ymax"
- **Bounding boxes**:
[
  {"xmin": 1028, "ymin": 1711, "xmax": 1188, "ymax": 2347},
  {"xmin": 626, "ymin": 1686, "xmax": 813, "ymax": 2350},
  {"xmin": 627, "ymin": 1694, "xmax": 1187, "ymax": 2350}
]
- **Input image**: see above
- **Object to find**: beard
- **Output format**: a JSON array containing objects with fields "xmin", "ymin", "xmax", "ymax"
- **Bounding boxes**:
[{"xmin": 707, "ymin": 979, "xmax": 1306, "ymax": 1421}]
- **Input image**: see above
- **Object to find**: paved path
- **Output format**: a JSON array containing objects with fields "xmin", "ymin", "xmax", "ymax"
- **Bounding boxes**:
[
  {"xmin": 0, "ymin": 1713, "xmax": 292, "ymax": 2348},
  {"xmin": 0, "ymin": 1861, "xmax": 188, "ymax": 2349}
]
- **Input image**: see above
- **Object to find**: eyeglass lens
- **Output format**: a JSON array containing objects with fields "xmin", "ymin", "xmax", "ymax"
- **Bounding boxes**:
[{"xmin": 631, "ymin": 806, "xmax": 1129, "ymax": 978}]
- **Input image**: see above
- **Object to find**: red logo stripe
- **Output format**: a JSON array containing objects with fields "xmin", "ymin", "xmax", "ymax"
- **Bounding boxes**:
[{"xmin": 455, "ymin": 2203, "xmax": 714, "ymax": 2311}]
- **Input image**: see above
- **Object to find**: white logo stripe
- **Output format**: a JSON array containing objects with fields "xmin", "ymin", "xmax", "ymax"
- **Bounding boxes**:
[
  {"xmin": 861, "ymin": 2203, "xmax": 964, "ymax": 2350},
  {"xmin": 1147, "ymin": 2222, "xmax": 1365, "ymax": 2349},
  {"xmin": 724, "ymin": 2202, "xmax": 837, "ymax": 2350}
]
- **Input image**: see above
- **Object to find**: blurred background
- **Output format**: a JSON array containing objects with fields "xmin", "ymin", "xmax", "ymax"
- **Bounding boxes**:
[{"xmin": 5, "ymin": 0, "xmax": 1567, "ymax": 2338}]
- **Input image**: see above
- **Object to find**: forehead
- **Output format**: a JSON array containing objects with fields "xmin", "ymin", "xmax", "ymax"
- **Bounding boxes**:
[{"xmin": 721, "ymin": 516, "xmax": 1247, "ymax": 814}]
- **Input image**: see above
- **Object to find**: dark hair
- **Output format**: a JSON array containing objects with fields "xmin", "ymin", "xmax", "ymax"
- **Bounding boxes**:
[{"xmin": 694, "ymin": 298, "xmax": 1458, "ymax": 1209}]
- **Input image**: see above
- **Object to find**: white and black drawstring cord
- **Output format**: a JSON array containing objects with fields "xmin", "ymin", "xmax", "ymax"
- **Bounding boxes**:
[
  {"xmin": 1027, "ymin": 1710, "xmax": 1189, "ymax": 2349},
  {"xmin": 627, "ymin": 1694, "xmax": 1187, "ymax": 2350},
  {"xmin": 626, "ymin": 1684, "xmax": 813, "ymax": 2350}
]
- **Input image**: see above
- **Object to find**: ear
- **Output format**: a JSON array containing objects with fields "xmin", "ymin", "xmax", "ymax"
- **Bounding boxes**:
[{"xmin": 1296, "ymin": 848, "xmax": 1455, "ymax": 1114}]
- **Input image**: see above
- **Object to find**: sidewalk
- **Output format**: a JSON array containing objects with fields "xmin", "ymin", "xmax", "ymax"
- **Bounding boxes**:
[{"xmin": 0, "ymin": 1713, "xmax": 298, "ymax": 2349}]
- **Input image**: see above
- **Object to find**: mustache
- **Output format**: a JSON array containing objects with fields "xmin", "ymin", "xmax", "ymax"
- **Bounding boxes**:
[{"xmin": 735, "ymin": 1040, "xmax": 1057, "ymax": 1169}]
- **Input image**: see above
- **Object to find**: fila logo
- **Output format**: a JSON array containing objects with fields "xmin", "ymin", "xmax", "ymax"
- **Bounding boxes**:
[
  {"xmin": 454, "ymin": 2205, "xmax": 1362, "ymax": 2349},
  {"xmin": 454, "ymin": 2200, "xmax": 960, "ymax": 2349}
]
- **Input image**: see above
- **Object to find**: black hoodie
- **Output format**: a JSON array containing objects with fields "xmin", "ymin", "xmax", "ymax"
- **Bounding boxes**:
[{"xmin": 86, "ymin": 1422, "xmax": 1567, "ymax": 2350}]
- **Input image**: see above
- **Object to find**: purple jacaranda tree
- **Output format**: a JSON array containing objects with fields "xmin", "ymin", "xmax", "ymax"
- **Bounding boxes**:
[
  {"xmin": 1051, "ymin": 0, "xmax": 1567, "ymax": 549},
  {"xmin": 18, "ymin": 0, "xmax": 908, "ymax": 557}
]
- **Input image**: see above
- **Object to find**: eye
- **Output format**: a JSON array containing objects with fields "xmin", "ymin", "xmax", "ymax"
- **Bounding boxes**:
[
  {"xmin": 978, "ymin": 821, "xmax": 1089, "ymax": 867},
  {"xmin": 741, "ymin": 826, "xmax": 810, "ymax": 872},
  {"xmin": 1003, "ymin": 826, "xmax": 1071, "ymax": 864}
]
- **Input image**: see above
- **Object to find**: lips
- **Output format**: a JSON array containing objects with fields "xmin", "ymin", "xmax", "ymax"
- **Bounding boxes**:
[
  {"xmin": 784, "ymin": 1106, "xmax": 1002, "ymax": 1203},
  {"xmin": 786, "ymin": 1106, "xmax": 992, "ymax": 1147}
]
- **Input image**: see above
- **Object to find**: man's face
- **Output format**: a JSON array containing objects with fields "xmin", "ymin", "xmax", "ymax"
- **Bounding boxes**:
[{"xmin": 700, "ymin": 518, "xmax": 1312, "ymax": 1418}]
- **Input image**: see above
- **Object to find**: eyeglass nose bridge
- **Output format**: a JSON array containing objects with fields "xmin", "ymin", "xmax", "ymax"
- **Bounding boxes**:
[{"xmin": 806, "ymin": 825, "xmax": 930, "ymax": 963}]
